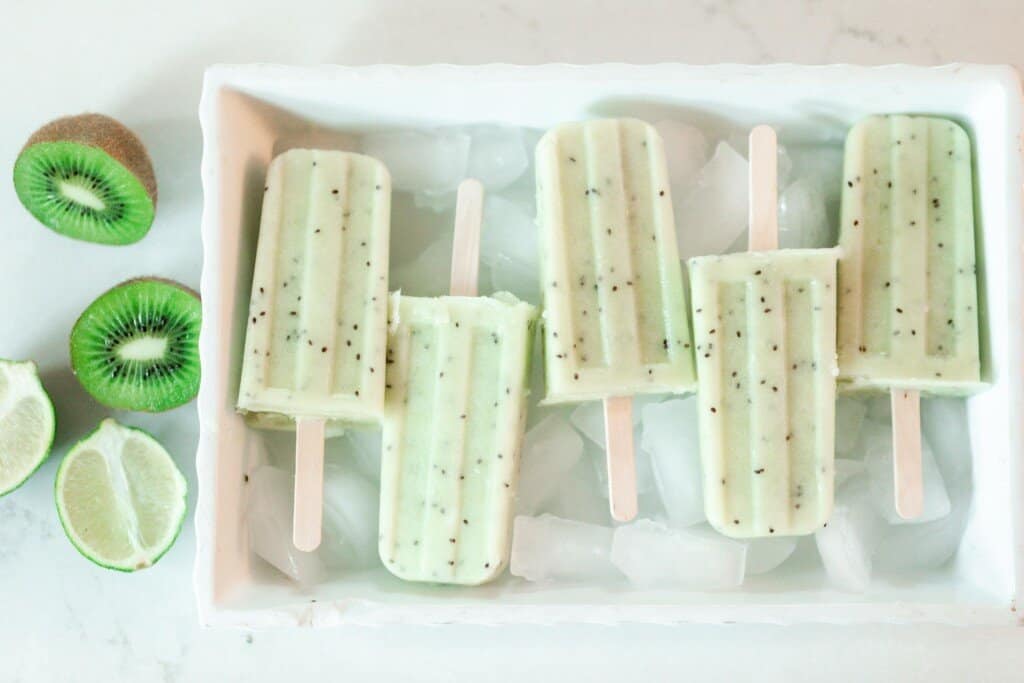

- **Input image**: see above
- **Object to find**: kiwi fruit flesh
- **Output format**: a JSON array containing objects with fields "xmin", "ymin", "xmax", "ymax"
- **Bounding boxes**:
[
  {"xmin": 13, "ymin": 114, "xmax": 157, "ymax": 245},
  {"xmin": 70, "ymin": 278, "xmax": 201, "ymax": 412}
]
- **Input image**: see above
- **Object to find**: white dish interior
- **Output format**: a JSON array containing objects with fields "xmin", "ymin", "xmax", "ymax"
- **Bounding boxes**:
[{"xmin": 197, "ymin": 64, "xmax": 1023, "ymax": 626}]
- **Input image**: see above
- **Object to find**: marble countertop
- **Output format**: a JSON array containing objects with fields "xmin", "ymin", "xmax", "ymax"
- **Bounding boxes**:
[{"xmin": 1, "ymin": 0, "xmax": 1021, "ymax": 680}]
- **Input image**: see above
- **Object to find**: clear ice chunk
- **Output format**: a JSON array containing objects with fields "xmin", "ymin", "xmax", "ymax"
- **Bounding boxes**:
[
  {"xmin": 510, "ymin": 514, "xmax": 618, "ymax": 582},
  {"xmin": 611, "ymin": 520, "xmax": 746, "ymax": 589}
]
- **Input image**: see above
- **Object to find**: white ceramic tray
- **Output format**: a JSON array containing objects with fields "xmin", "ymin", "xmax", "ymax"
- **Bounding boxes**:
[{"xmin": 196, "ymin": 63, "xmax": 1023, "ymax": 627}]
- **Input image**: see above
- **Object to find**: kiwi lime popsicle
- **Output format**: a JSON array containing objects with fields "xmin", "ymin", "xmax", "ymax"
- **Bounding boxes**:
[
  {"xmin": 379, "ymin": 181, "xmax": 537, "ymax": 585},
  {"xmin": 837, "ymin": 115, "xmax": 980, "ymax": 518},
  {"xmin": 690, "ymin": 126, "xmax": 839, "ymax": 538},
  {"xmin": 237, "ymin": 148, "xmax": 391, "ymax": 550},
  {"xmin": 535, "ymin": 119, "xmax": 696, "ymax": 521}
]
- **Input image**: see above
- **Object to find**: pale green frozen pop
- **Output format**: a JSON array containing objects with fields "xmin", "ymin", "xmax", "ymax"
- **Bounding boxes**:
[
  {"xmin": 378, "ymin": 292, "xmax": 536, "ymax": 585},
  {"xmin": 689, "ymin": 249, "xmax": 839, "ymax": 537},
  {"xmin": 837, "ymin": 115, "xmax": 980, "ymax": 392}
]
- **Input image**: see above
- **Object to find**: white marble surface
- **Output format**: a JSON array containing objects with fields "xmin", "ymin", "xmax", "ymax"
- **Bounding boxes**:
[{"xmin": 1, "ymin": 0, "xmax": 1022, "ymax": 680}]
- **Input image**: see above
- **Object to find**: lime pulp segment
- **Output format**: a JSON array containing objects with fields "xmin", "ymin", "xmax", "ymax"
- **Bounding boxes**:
[
  {"xmin": 55, "ymin": 419, "xmax": 187, "ymax": 571},
  {"xmin": 0, "ymin": 360, "xmax": 55, "ymax": 496}
]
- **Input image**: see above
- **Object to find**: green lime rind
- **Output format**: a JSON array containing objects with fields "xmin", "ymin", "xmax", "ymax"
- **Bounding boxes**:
[
  {"xmin": 0, "ymin": 359, "xmax": 56, "ymax": 497},
  {"xmin": 70, "ymin": 278, "xmax": 201, "ymax": 413},
  {"xmin": 13, "ymin": 141, "xmax": 154, "ymax": 245},
  {"xmin": 54, "ymin": 418, "xmax": 188, "ymax": 572}
]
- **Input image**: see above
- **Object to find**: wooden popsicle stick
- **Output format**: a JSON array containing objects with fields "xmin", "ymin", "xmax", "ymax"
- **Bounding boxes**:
[
  {"xmin": 891, "ymin": 389, "xmax": 924, "ymax": 519},
  {"xmin": 605, "ymin": 396, "xmax": 638, "ymax": 522},
  {"xmin": 748, "ymin": 125, "xmax": 779, "ymax": 251},
  {"xmin": 450, "ymin": 179, "xmax": 484, "ymax": 297},
  {"xmin": 293, "ymin": 416, "xmax": 326, "ymax": 551}
]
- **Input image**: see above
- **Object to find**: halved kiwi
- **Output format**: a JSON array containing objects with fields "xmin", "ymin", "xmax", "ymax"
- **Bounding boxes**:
[
  {"xmin": 13, "ymin": 113, "xmax": 157, "ymax": 245},
  {"xmin": 70, "ymin": 278, "xmax": 201, "ymax": 412}
]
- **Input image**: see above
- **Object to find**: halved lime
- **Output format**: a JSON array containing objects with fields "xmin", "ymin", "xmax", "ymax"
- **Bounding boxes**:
[
  {"xmin": 0, "ymin": 359, "xmax": 56, "ymax": 496},
  {"xmin": 55, "ymin": 418, "xmax": 187, "ymax": 571}
]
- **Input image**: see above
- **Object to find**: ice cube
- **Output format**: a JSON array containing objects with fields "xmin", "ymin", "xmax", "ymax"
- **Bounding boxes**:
[
  {"xmin": 467, "ymin": 126, "xmax": 529, "ymax": 191},
  {"xmin": 481, "ymin": 195, "xmax": 540, "ymax": 302},
  {"xmin": 921, "ymin": 398, "xmax": 972, "ymax": 487},
  {"xmin": 815, "ymin": 474, "xmax": 885, "ymax": 592},
  {"xmin": 777, "ymin": 144, "xmax": 793, "ymax": 188},
  {"xmin": 247, "ymin": 466, "xmax": 324, "ymax": 584},
  {"xmin": 723, "ymin": 133, "xmax": 791, "ymax": 187},
  {"xmin": 320, "ymin": 462, "xmax": 380, "ymax": 570},
  {"xmin": 390, "ymin": 238, "xmax": 452, "ymax": 298},
  {"xmin": 488, "ymin": 254, "xmax": 540, "ymax": 304},
  {"xmin": 745, "ymin": 536, "xmax": 798, "ymax": 575},
  {"xmin": 611, "ymin": 520, "xmax": 746, "ymax": 589},
  {"xmin": 834, "ymin": 458, "xmax": 865, "ymax": 487},
  {"xmin": 865, "ymin": 395, "xmax": 892, "ymax": 423},
  {"xmin": 874, "ymin": 485, "xmax": 970, "ymax": 572},
  {"xmin": 586, "ymin": 440, "xmax": 656, "ymax": 498},
  {"xmin": 786, "ymin": 144, "xmax": 845, "ymax": 207},
  {"xmin": 413, "ymin": 188, "xmax": 457, "ymax": 213},
  {"xmin": 863, "ymin": 432, "xmax": 951, "ymax": 525},
  {"xmin": 388, "ymin": 193, "xmax": 455, "ymax": 268},
  {"xmin": 834, "ymin": 396, "xmax": 868, "ymax": 456},
  {"xmin": 510, "ymin": 514, "xmax": 618, "ymax": 582},
  {"xmin": 361, "ymin": 129, "xmax": 470, "ymax": 193},
  {"xmin": 325, "ymin": 428, "xmax": 381, "ymax": 483},
  {"xmin": 778, "ymin": 177, "xmax": 830, "ymax": 249},
  {"xmin": 568, "ymin": 399, "xmax": 645, "ymax": 446},
  {"xmin": 516, "ymin": 415, "xmax": 584, "ymax": 515},
  {"xmin": 546, "ymin": 459, "xmax": 611, "ymax": 525},
  {"xmin": 674, "ymin": 141, "xmax": 749, "ymax": 261},
  {"xmin": 654, "ymin": 120, "xmax": 710, "ymax": 193},
  {"xmin": 640, "ymin": 397, "xmax": 705, "ymax": 527},
  {"xmin": 480, "ymin": 195, "xmax": 537, "ymax": 269}
]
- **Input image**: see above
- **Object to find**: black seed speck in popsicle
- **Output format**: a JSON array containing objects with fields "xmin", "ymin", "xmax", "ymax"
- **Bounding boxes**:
[
  {"xmin": 710, "ymin": 406, "xmax": 717, "ymax": 414},
  {"xmin": 733, "ymin": 519, "xmax": 740, "ymax": 525},
  {"xmin": 754, "ymin": 468, "xmax": 765, "ymax": 474},
  {"xmin": 659, "ymin": 190, "xmax": 665, "ymax": 196}
]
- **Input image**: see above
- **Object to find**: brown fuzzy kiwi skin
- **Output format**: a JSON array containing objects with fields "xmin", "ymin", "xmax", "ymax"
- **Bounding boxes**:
[{"xmin": 22, "ymin": 113, "xmax": 157, "ymax": 208}]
